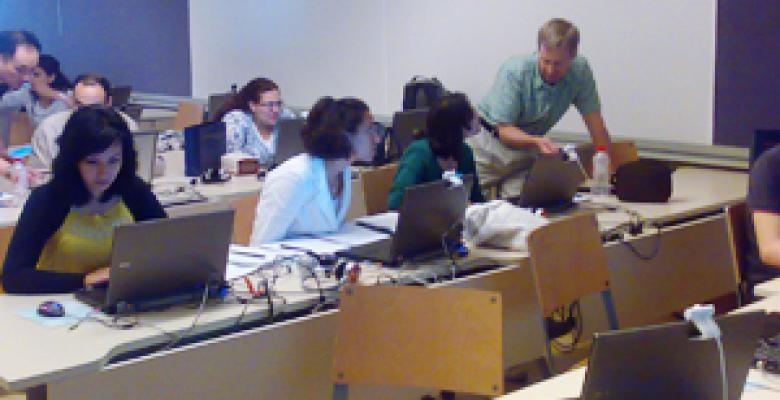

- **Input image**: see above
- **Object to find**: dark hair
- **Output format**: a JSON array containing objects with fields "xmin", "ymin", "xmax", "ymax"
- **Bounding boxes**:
[
  {"xmin": 37, "ymin": 54, "xmax": 72, "ymax": 91},
  {"xmin": 426, "ymin": 92, "xmax": 474, "ymax": 162},
  {"xmin": 74, "ymin": 73, "xmax": 111, "ymax": 96},
  {"xmin": 51, "ymin": 106, "xmax": 138, "ymax": 205},
  {"xmin": 337, "ymin": 98, "xmax": 369, "ymax": 134},
  {"xmin": 213, "ymin": 77, "xmax": 279, "ymax": 121},
  {"xmin": 300, "ymin": 97, "xmax": 353, "ymax": 160},
  {"xmin": 0, "ymin": 30, "xmax": 41, "ymax": 58}
]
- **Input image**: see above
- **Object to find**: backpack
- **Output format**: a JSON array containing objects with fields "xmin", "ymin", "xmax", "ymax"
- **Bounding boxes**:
[{"xmin": 402, "ymin": 76, "xmax": 447, "ymax": 110}]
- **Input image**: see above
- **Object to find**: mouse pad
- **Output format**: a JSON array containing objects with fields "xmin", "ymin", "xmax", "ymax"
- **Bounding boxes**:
[{"xmin": 17, "ymin": 300, "xmax": 99, "ymax": 327}]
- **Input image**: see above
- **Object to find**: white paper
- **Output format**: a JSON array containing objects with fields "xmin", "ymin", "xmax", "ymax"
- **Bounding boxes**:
[
  {"xmin": 318, "ymin": 223, "xmax": 390, "ymax": 246},
  {"xmin": 354, "ymin": 211, "xmax": 398, "ymax": 233}
]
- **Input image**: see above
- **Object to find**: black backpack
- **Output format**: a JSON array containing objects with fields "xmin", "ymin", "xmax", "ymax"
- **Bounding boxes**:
[{"xmin": 402, "ymin": 76, "xmax": 446, "ymax": 110}]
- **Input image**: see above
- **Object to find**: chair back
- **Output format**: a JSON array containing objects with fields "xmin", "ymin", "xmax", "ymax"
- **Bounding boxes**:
[
  {"xmin": 229, "ymin": 193, "xmax": 260, "ymax": 246},
  {"xmin": 527, "ymin": 212, "xmax": 611, "ymax": 316},
  {"xmin": 9, "ymin": 111, "xmax": 33, "ymax": 146},
  {"xmin": 332, "ymin": 285, "xmax": 503, "ymax": 397},
  {"xmin": 725, "ymin": 201, "xmax": 749, "ymax": 298},
  {"xmin": 359, "ymin": 163, "xmax": 398, "ymax": 215},
  {"xmin": 173, "ymin": 101, "xmax": 205, "ymax": 131}
]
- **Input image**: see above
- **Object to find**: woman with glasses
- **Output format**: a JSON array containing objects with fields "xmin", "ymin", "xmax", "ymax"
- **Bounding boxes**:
[
  {"xmin": 388, "ymin": 92, "xmax": 485, "ymax": 210},
  {"xmin": 213, "ymin": 77, "xmax": 295, "ymax": 166},
  {"xmin": 250, "ymin": 97, "xmax": 355, "ymax": 244}
]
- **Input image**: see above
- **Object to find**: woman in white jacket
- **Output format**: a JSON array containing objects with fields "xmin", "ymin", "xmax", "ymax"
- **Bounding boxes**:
[{"xmin": 250, "ymin": 97, "xmax": 355, "ymax": 244}]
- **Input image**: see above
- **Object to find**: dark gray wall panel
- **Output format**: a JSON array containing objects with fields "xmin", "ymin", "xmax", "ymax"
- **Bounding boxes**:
[
  {"xmin": 0, "ymin": 0, "xmax": 191, "ymax": 96},
  {"xmin": 715, "ymin": 0, "xmax": 780, "ymax": 146}
]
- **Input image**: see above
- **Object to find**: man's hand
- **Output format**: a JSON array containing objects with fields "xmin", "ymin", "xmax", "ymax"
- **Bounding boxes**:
[{"xmin": 533, "ymin": 136, "xmax": 560, "ymax": 154}]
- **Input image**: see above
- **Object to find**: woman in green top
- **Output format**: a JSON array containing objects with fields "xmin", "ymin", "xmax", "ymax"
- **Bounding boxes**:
[{"xmin": 388, "ymin": 92, "xmax": 485, "ymax": 210}]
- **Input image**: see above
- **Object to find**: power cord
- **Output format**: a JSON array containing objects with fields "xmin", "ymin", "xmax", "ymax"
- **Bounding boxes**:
[{"xmin": 160, "ymin": 283, "xmax": 211, "ymax": 351}]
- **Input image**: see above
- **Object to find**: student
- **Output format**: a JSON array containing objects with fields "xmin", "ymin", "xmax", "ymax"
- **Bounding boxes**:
[
  {"xmin": 214, "ymin": 77, "xmax": 295, "ymax": 166},
  {"xmin": 250, "ymin": 97, "xmax": 353, "ymax": 244},
  {"xmin": 26, "ymin": 54, "xmax": 72, "ymax": 127},
  {"xmin": 387, "ymin": 92, "xmax": 485, "ymax": 210},
  {"xmin": 338, "ymin": 97, "xmax": 381, "ymax": 165},
  {"xmin": 2, "ymin": 106, "xmax": 166, "ymax": 294},
  {"xmin": 746, "ymin": 146, "xmax": 780, "ymax": 294},
  {"xmin": 32, "ymin": 73, "xmax": 138, "ymax": 168}
]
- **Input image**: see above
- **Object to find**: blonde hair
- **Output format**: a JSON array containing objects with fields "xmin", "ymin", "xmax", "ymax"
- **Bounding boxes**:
[{"xmin": 538, "ymin": 18, "xmax": 579, "ymax": 56}]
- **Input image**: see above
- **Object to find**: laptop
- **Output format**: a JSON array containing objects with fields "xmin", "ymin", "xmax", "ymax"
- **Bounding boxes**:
[
  {"xmin": 75, "ymin": 209, "xmax": 235, "ymax": 314},
  {"xmin": 338, "ymin": 176, "xmax": 473, "ymax": 265},
  {"xmin": 391, "ymin": 109, "xmax": 428, "ymax": 152},
  {"xmin": 272, "ymin": 118, "xmax": 306, "ymax": 167},
  {"xmin": 580, "ymin": 311, "xmax": 766, "ymax": 400},
  {"xmin": 510, "ymin": 153, "xmax": 587, "ymax": 211},
  {"xmin": 132, "ymin": 130, "xmax": 158, "ymax": 183}
]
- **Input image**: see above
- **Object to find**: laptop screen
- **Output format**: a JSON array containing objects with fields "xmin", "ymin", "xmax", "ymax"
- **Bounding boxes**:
[{"xmin": 132, "ymin": 131, "xmax": 158, "ymax": 183}]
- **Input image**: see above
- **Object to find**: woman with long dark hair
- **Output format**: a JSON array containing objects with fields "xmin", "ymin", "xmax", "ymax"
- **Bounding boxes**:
[{"xmin": 2, "ymin": 106, "xmax": 166, "ymax": 294}]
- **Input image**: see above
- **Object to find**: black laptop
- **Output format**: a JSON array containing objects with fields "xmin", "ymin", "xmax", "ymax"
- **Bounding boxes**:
[
  {"xmin": 580, "ymin": 311, "xmax": 766, "ymax": 400},
  {"xmin": 272, "ymin": 118, "xmax": 306, "ymax": 167},
  {"xmin": 391, "ymin": 109, "xmax": 428, "ymax": 152},
  {"xmin": 509, "ymin": 153, "xmax": 587, "ymax": 211},
  {"xmin": 338, "ymin": 176, "xmax": 473, "ymax": 266},
  {"xmin": 75, "ymin": 209, "xmax": 235, "ymax": 314}
]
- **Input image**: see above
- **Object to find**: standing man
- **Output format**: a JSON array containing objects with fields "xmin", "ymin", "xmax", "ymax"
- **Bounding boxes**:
[{"xmin": 468, "ymin": 18, "xmax": 612, "ymax": 198}]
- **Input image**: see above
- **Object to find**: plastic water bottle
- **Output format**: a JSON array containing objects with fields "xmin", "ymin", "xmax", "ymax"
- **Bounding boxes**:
[
  {"xmin": 11, "ymin": 158, "xmax": 29, "ymax": 206},
  {"xmin": 591, "ymin": 145, "xmax": 611, "ymax": 197}
]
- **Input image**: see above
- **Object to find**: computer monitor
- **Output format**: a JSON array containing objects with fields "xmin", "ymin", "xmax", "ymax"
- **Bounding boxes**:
[
  {"xmin": 132, "ymin": 131, "xmax": 158, "ymax": 183},
  {"xmin": 110, "ymin": 86, "xmax": 132, "ymax": 109},
  {"xmin": 207, "ymin": 92, "xmax": 233, "ymax": 122},
  {"xmin": 273, "ymin": 118, "xmax": 306, "ymax": 167},
  {"xmin": 391, "ymin": 109, "xmax": 428, "ymax": 153}
]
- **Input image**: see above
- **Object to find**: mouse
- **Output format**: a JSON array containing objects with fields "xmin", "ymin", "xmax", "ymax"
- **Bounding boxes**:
[{"xmin": 37, "ymin": 300, "xmax": 65, "ymax": 318}]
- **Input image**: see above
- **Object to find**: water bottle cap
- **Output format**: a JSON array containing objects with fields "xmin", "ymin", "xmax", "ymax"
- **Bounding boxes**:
[{"xmin": 595, "ymin": 145, "xmax": 608, "ymax": 152}]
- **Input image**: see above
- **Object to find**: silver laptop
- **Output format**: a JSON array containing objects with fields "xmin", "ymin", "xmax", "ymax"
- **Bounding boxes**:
[
  {"xmin": 339, "ymin": 175, "xmax": 473, "ymax": 265},
  {"xmin": 580, "ymin": 311, "xmax": 766, "ymax": 400},
  {"xmin": 511, "ymin": 153, "xmax": 586, "ymax": 210},
  {"xmin": 132, "ymin": 131, "xmax": 158, "ymax": 183},
  {"xmin": 75, "ymin": 209, "xmax": 235, "ymax": 314},
  {"xmin": 272, "ymin": 118, "xmax": 306, "ymax": 167}
]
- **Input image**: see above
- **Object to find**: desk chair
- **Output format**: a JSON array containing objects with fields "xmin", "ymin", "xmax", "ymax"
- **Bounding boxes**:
[
  {"xmin": 527, "ymin": 212, "xmax": 619, "ymax": 373},
  {"xmin": 173, "ymin": 101, "xmax": 205, "ymax": 131},
  {"xmin": 9, "ymin": 111, "xmax": 33, "ymax": 146},
  {"xmin": 229, "ymin": 193, "xmax": 260, "ymax": 245},
  {"xmin": 725, "ymin": 201, "xmax": 750, "ymax": 305},
  {"xmin": 0, "ymin": 225, "xmax": 16, "ymax": 293},
  {"xmin": 332, "ymin": 285, "xmax": 504, "ymax": 399},
  {"xmin": 359, "ymin": 163, "xmax": 397, "ymax": 215},
  {"xmin": 576, "ymin": 140, "xmax": 639, "ymax": 177}
]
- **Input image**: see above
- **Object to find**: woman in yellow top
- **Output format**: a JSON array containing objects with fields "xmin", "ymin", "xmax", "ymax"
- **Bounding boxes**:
[{"xmin": 2, "ymin": 106, "xmax": 166, "ymax": 294}]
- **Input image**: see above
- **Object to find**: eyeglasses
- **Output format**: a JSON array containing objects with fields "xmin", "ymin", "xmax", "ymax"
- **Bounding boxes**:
[{"xmin": 257, "ymin": 101, "xmax": 283, "ymax": 109}]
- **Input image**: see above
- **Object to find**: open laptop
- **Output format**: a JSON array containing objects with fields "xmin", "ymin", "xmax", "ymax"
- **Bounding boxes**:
[
  {"xmin": 391, "ymin": 109, "xmax": 428, "ymax": 152},
  {"xmin": 338, "ymin": 176, "xmax": 473, "ymax": 266},
  {"xmin": 580, "ymin": 311, "xmax": 766, "ymax": 400},
  {"xmin": 75, "ymin": 209, "xmax": 235, "ymax": 314},
  {"xmin": 509, "ymin": 153, "xmax": 587, "ymax": 211},
  {"xmin": 132, "ymin": 130, "xmax": 158, "ymax": 183},
  {"xmin": 272, "ymin": 118, "xmax": 306, "ymax": 167}
]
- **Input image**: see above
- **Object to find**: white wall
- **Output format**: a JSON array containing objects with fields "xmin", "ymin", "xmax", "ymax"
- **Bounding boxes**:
[{"xmin": 190, "ymin": 0, "xmax": 716, "ymax": 144}]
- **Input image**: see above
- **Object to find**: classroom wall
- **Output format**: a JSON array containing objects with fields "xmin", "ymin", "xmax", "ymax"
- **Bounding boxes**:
[
  {"xmin": 190, "ymin": 0, "xmax": 717, "ymax": 144},
  {"xmin": 0, "ymin": 0, "xmax": 191, "ymax": 96},
  {"xmin": 714, "ymin": 0, "xmax": 780, "ymax": 147}
]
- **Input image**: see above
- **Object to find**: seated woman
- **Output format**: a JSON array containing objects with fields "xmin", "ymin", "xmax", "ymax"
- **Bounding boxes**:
[
  {"xmin": 2, "ymin": 106, "xmax": 166, "ymax": 294},
  {"xmin": 213, "ymin": 77, "xmax": 295, "ymax": 166},
  {"xmin": 387, "ymin": 92, "xmax": 485, "ymax": 210},
  {"xmin": 339, "ymin": 97, "xmax": 381, "ymax": 165},
  {"xmin": 746, "ymin": 145, "xmax": 780, "ymax": 295},
  {"xmin": 250, "ymin": 97, "xmax": 354, "ymax": 244},
  {"xmin": 27, "ymin": 54, "xmax": 72, "ymax": 127}
]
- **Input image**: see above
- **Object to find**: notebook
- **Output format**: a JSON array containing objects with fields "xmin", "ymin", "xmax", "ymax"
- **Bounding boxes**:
[
  {"xmin": 75, "ymin": 209, "xmax": 235, "ymax": 314},
  {"xmin": 510, "ymin": 153, "xmax": 587, "ymax": 210},
  {"xmin": 338, "ymin": 176, "xmax": 473, "ymax": 266},
  {"xmin": 580, "ymin": 311, "xmax": 766, "ymax": 400}
]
